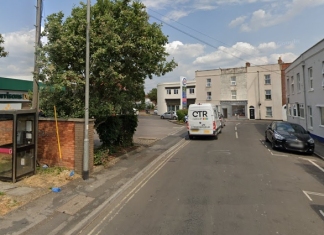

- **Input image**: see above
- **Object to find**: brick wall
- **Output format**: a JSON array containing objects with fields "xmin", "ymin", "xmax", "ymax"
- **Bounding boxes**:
[
  {"xmin": 37, "ymin": 118, "xmax": 94, "ymax": 174},
  {"xmin": 0, "ymin": 120, "xmax": 13, "ymax": 146}
]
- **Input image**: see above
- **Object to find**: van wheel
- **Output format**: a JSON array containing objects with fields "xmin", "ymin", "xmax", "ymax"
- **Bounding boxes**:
[
  {"xmin": 214, "ymin": 134, "xmax": 218, "ymax": 140},
  {"xmin": 189, "ymin": 135, "xmax": 193, "ymax": 140},
  {"xmin": 219, "ymin": 128, "xmax": 222, "ymax": 134}
]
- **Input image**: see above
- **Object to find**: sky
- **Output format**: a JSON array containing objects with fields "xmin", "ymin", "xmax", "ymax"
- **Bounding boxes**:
[{"xmin": 0, "ymin": 0, "xmax": 324, "ymax": 93}]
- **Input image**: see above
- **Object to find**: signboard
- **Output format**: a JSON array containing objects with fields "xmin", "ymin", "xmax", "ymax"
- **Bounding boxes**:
[{"xmin": 180, "ymin": 77, "xmax": 187, "ymax": 109}]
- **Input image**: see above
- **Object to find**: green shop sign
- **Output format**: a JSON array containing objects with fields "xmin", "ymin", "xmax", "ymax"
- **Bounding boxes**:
[{"xmin": 0, "ymin": 92, "xmax": 24, "ymax": 99}]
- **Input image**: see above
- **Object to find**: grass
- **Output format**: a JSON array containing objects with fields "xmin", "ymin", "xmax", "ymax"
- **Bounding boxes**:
[
  {"xmin": 36, "ymin": 166, "xmax": 68, "ymax": 175},
  {"xmin": 0, "ymin": 191, "xmax": 5, "ymax": 196}
]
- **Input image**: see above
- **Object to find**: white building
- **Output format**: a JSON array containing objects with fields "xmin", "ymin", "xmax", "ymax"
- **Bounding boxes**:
[
  {"xmin": 156, "ymin": 80, "xmax": 196, "ymax": 115},
  {"xmin": 285, "ymin": 39, "xmax": 324, "ymax": 142},
  {"xmin": 157, "ymin": 59, "xmax": 288, "ymax": 120}
]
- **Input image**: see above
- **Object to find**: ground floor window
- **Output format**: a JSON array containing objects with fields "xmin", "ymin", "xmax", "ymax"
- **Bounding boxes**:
[
  {"xmin": 320, "ymin": 107, "xmax": 324, "ymax": 126},
  {"xmin": 167, "ymin": 105, "xmax": 179, "ymax": 112},
  {"xmin": 308, "ymin": 106, "xmax": 313, "ymax": 128},
  {"xmin": 299, "ymin": 103, "xmax": 305, "ymax": 118},
  {"xmin": 266, "ymin": 106, "xmax": 272, "ymax": 117},
  {"xmin": 232, "ymin": 105, "xmax": 245, "ymax": 117}
]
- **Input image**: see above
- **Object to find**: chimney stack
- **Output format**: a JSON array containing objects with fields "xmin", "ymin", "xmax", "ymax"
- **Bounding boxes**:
[
  {"xmin": 246, "ymin": 62, "xmax": 250, "ymax": 67},
  {"xmin": 278, "ymin": 57, "xmax": 283, "ymax": 64}
]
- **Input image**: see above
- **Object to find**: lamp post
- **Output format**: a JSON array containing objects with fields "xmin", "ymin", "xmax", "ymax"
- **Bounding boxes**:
[{"xmin": 83, "ymin": 0, "xmax": 90, "ymax": 180}]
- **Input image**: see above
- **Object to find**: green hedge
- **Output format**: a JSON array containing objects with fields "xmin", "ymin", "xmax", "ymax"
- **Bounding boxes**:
[{"xmin": 176, "ymin": 109, "xmax": 188, "ymax": 121}]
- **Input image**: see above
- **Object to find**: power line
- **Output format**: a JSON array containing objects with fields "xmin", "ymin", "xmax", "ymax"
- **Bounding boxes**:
[{"xmin": 148, "ymin": 11, "xmax": 284, "ymax": 76}]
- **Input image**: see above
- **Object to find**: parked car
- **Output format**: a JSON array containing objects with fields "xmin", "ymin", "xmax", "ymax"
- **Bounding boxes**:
[
  {"xmin": 160, "ymin": 111, "xmax": 177, "ymax": 120},
  {"xmin": 265, "ymin": 121, "xmax": 315, "ymax": 154},
  {"xmin": 154, "ymin": 109, "xmax": 158, "ymax": 115}
]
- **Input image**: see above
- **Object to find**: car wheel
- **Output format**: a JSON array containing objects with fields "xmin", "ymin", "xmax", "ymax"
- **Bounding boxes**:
[
  {"xmin": 173, "ymin": 116, "xmax": 177, "ymax": 120},
  {"xmin": 161, "ymin": 116, "xmax": 164, "ymax": 119},
  {"xmin": 308, "ymin": 150, "xmax": 314, "ymax": 155},
  {"xmin": 271, "ymin": 140, "xmax": 276, "ymax": 150},
  {"xmin": 265, "ymin": 133, "xmax": 269, "ymax": 142}
]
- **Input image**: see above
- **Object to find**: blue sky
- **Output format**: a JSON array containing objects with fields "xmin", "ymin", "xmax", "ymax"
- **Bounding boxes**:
[{"xmin": 0, "ymin": 0, "xmax": 324, "ymax": 93}]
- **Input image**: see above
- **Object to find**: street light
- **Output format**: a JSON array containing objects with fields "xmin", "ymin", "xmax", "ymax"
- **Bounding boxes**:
[{"xmin": 83, "ymin": 0, "xmax": 90, "ymax": 180}]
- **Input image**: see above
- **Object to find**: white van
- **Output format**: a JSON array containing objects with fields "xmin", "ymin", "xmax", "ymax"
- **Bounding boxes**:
[{"xmin": 187, "ymin": 103, "xmax": 222, "ymax": 139}]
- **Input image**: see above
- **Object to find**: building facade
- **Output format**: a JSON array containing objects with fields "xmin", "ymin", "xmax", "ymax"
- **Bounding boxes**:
[
  {"xmin": 156, "ymin": 80, "xmax": 196, "ymax": 115},
  {"xmin": 285, "ymin": 39, "xmax": 324, "ymax": 142},
  {"xmin": 157, "ymin": 58, "xmax": 289, "ymax": 120},
  {"xmin": 0, "ymin": 77, "xmax": 32, "ymax": 110},
  {"xmin": 195, "ymin": 59, "xmax": 288, "ymax": 120}
]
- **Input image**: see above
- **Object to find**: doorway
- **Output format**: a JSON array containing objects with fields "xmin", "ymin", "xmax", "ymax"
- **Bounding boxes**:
[
  {"xmin": 249, "ymin": 106, "xmax": 255, "ymax": 119},
  {"xmin": 222, "ymin": 108, "xmax": 228, "ymax": 118}
]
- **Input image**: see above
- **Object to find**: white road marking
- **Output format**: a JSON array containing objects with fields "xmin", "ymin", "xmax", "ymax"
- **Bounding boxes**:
[
  {"xmin": 236, "ymin": 132, "xmax": 238, "ymax": 138},
  {"xmin": 320, "ymin": 210, "xmax": 324, "ymax": 217},
  {"xmin": 67, "ymin": 139, "xmax": 188, "ymax": 235},
  {"xmin": 307, "ymin": 159, "xmax": 324, "ymax": 173},
  {"xmin": 303, "ymin": 191, "xmax": 313, "ymax": 201},
  {"xmin": 87, "ymin": 140, "xmax": 189, "ymax": 235},
  {"xmin": 260, "ymin": 140, "xmax": 288, "ymax": 157},
  {"xmin": 302, "ymin": 191, "xmax": 324, "ymax": 201}
]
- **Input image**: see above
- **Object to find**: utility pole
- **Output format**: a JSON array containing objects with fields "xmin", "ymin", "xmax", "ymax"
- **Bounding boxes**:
[
  {"xmin": 83, "ymin": 0, "xmax": 90, "ymax": 180},
  {"xmin": 32, "ymin": 0, "xmax": 42, "ymax": 110}
]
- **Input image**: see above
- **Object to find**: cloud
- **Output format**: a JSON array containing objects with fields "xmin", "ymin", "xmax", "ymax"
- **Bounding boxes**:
[
  {"xmin": 230, "ymin": 0, "xmax": 324, "ymax": 31},
  {"xmin": 229, "ymin": 16, "xmax": 246, "ymax": 28},
  {"xmin": 165, "ymin": 41, "xmax": 205, "ymax": 58},
  {"xmin": 0, "ymin": 29, "xmax": 35, "ymax": 80},
  {"xmin": 258, "ymin": 42, "xmax": 277, "ymax": 51}
]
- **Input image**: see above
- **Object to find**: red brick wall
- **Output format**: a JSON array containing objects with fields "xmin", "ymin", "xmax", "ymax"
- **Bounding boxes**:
[
  {"xmin": 37, "ymin": 118, "xmax": 94, "ymax": 174},
  {"xmin": 0, "ymin": 120, "xmax": 13, "ymax": 146},
  {"xmin": 281, "ymin": 63, "xmax": 291, "ymax": 105}
]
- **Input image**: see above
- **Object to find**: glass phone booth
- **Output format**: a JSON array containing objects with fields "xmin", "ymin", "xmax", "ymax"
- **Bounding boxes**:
[{"xmin": 0, "ymin": 109, "xmax": 37, "ymax": 182}]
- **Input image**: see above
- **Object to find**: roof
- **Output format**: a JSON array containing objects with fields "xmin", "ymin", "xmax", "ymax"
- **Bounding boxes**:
[{"xmin": 0, "ymin": 77, "xmax": 34, "ymax": 92}]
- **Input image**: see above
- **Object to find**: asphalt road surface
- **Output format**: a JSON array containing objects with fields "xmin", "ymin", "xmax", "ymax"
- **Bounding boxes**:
[{"xmin": 78, "ymin": 119, "xmax": 324, "ymax": 235}]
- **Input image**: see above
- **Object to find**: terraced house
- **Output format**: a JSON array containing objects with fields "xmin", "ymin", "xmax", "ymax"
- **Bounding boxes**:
[{"xmin": 285, "ymin": 38, "xmax": 324, "ymax": 142}]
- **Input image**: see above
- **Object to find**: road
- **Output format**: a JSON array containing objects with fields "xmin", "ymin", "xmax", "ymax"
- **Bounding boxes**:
[
  {"xmin": 78, "ymin": 118, "xmax": 324, "ymax": 234},
  {"xmin": 3, "ymin": 116, "xmax": 324, "ymax": 235}
]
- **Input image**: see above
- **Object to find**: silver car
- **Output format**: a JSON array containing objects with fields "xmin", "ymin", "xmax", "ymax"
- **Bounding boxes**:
[{"xmin": 160, "ymin": 111, "xmax": 177, "ymax": 120}]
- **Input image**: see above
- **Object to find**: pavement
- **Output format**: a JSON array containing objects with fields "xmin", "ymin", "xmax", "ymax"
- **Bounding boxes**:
[{"xmin": 1, "ymin": 117, "xmax": 324, "ymax": 219}]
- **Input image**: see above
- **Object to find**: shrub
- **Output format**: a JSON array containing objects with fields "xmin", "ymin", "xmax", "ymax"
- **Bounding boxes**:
[{"xmin": 176, "ymin": 109, "xmax": 188, "ymax": 121}]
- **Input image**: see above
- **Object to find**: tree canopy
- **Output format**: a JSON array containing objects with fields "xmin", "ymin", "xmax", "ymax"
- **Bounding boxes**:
[
  {"xmin": 0, "ymin": 34, "xmax": 9, "ymax": 58},
  {"xmin": 38, "ymin": 0, "xmax": 177, "ymax": 118},
  {"xmin": 147, "ymin": 88, "xmax": 157, "ymax": 104}
]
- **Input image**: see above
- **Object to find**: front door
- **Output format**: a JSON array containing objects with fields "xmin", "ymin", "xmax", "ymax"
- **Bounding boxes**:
[
  {"xmin": 249, "ymin": 108, "xmax": 255, "ymax": 119},
  {"xmin": 222, "ymin": 108, "xmax": 228, "ymax": 118}
]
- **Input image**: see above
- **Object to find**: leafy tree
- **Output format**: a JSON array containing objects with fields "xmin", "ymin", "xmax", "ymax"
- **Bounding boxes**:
[
  {"xmin": 0, "ymin": 34, "xmax": 9, "ymax": 58},
  {"xmin": 38, "ymin": 0, "xmax": 177, "ymax": 119},
  {"xmin": 147, "ymin": 88, "xmax": 157, "ymax": 104}
]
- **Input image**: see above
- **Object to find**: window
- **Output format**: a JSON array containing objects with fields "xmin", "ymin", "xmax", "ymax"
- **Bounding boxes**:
[
  {"xmin": 308, "ymin": 67, "xmax": 313, "ymax": 90},
  {"xmin": 308, "ymin": 106, "xmax": 313, "ymax": 128},
  {"xmin": 189, "ymin": 88, "xmax": 195, "ymax": 94},
  {"xmin": 297, "ymin": 73, "xmax": 301, "ymax": 92},
  {"xmin": 266, "ymin": 107, "xmax": 272, "ymax": 117},
  {"xmin": 293, "ymin": 104, "xmax": 297, "ymax": 117},
  {"xmin": 291, "ymin": 76, "xmax": 294, "ymax": 94},
  {"xmin": 287, "ymin": 78, "xmax": 290, "ymax": 95},
  {"xmin": 174, "ymin": 89, "xmax": 178, "ymax": 94},
  {"xmin": 231, "ymin": 76, "xmax": 236, "ymax": 85},
  {"xmin": 299, "ymin": 103, "xmax": 305, "ymax": 118},
  {"xmin": 207, "ymin": 92, "xmax": 211, "ymax": 100},
  {"xmin": 166, "ymin": 89, "xmax": 171, "ymax": 94},
  {"xmin": 231, "ymin": 90, "xmax": 237, "ymax": 99},
  {"xmin": 265, "ymin": 90, "xmax": 271, "ymax": 100},
  {"xmin": 320, "ymin": 107, "xmax": 324, "ymax": 126},
  {"xmin": 206, "ymin": 78, "xmax": 211, "ymax": 87},
  {"xmin": 265, "ymin": 74, "xmax": 271, "ymax": 84},
  {"xmin": 288, "ymin": 104, "xmax": 292, "ymax": 116}
]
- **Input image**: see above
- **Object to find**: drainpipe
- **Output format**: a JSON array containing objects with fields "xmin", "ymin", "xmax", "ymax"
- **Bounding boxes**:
[
  {"xmin": 302, "ymin": 64, "xmax": 308, "ymax": 129},
  {"xmin": 257, "ymin": 71, "xmax": 261, "ymax": 119}
]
